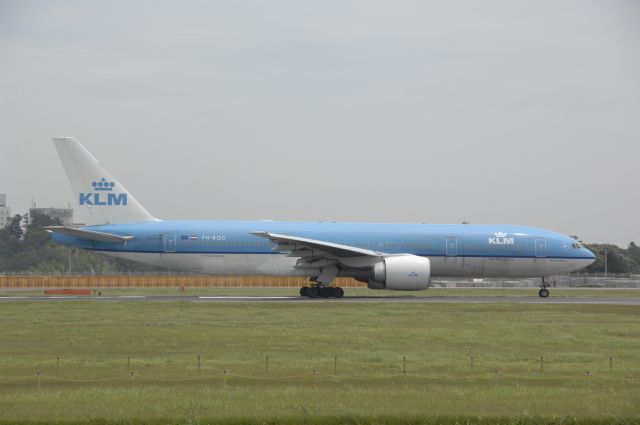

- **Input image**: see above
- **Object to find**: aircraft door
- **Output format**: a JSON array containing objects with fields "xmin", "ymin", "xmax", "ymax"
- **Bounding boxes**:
[
  {"xmin": 163, "ymin": 234, "xmax": 177, "ymax": 253},
  {"xmin": 535, "ymin": 239, "xmax": 547, "ymax": 258},
  {"xmin": 446, "ymin": 238, "xmax": 457, "ymax": 256}
]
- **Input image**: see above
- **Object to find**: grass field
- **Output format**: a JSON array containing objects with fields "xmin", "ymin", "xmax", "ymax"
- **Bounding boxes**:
[
  {"xmin": 0, "ymin": 299, "xmax": 639, "ymax": 424},
  {"xmin": 2, "ymin": 286, "xmax": 640, "ymax": 298}
]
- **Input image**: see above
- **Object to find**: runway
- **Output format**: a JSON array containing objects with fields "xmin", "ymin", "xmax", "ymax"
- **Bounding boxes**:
[{"xmin": 1, "ymin": 295, "xmax": 639, "ymax": 305}]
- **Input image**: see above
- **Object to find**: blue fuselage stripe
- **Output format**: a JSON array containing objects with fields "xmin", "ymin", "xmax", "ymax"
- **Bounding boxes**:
[{"xmin": 83, "ymin": 247, "xmax": 592, "ymax": 261}]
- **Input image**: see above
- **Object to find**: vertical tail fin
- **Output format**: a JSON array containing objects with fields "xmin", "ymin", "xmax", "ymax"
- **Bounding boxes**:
[{"xmin": 53, "ymin": 137, "xmax": 156, "ymax": 226}]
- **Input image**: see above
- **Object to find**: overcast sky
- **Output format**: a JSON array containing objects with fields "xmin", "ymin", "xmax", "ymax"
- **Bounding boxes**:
[{"xmin": 1, "ymin": 0, "xmax": 639, "ymax": 245}]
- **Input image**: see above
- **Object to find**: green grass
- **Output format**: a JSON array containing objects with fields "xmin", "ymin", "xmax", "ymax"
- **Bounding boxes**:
[
  {"xmin": 2, "ymin": 286, "xmax": 640, "ymax": 298},
  {"xmin": 0, "ymin": 301, "xmax": 638, "ymax": 423}
]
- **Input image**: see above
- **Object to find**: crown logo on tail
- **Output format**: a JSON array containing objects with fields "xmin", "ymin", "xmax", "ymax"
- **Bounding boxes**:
[{"xmin": 92, "ymin": 178, "xmax": 116, "ymax": 191}]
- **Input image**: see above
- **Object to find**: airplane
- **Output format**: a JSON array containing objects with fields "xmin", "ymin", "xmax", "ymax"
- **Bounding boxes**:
[{"xmin": 46, "ymin": 137, "xmax": 596, "ymax": 298}]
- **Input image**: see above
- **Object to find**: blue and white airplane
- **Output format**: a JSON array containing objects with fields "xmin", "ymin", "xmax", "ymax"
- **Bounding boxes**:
[{"xmin": 47, "ymin": 137, "xmax": 595, "ymax": 298}]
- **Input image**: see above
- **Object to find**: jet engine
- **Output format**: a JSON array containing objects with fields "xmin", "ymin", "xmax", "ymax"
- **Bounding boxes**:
[{"xmin": 367, "ymin": 255, "xmax": 431, "ymax": 291}]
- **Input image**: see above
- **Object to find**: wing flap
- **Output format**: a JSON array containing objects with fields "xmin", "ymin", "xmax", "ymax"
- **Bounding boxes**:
[{"xmin": 44, "ymin": 226, "xmax": 135, "ymax": 243}]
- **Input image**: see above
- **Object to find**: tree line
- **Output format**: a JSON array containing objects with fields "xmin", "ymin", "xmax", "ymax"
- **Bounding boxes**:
[
  {"xmin": 1, "ymin": 212, "xmax": 639, "ymax": 274},
  {"xmin": 582, "ymin": 242, "xmax": 640, "ymax": 275}
]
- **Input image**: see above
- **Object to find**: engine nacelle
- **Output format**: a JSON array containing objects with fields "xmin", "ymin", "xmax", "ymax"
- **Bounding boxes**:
[{"xmin": 368, "ymin": 255, "xmax": 431, "ymax": 291}]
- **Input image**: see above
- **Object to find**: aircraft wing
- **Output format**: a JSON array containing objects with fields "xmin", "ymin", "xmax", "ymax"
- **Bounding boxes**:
[
  {"xmin": 251, "ymin": 231, "xmax": 385, "ymax": 283},
  {"xmin": 250, "ymin": 231, "xmax": 381, "ymax": 258},
  {"xmin": 44, "ymin": 226, "xmax": 135, "ymax": 243}
]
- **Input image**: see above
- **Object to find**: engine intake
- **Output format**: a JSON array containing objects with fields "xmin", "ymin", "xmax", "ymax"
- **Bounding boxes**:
[{"xmin": 368, "ymin": 255, "xmax": 431, "ymax": 291}]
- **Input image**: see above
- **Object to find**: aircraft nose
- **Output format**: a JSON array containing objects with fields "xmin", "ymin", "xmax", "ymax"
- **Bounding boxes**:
[{"xmin": 584, "ymin": 247, "xmax": 596, "ymax": 264}]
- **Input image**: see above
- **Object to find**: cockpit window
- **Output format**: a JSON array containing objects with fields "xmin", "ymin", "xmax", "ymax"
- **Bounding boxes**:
[{"xmin": 571, "ymin": 243, "xmax": 583, "ymax": 249}]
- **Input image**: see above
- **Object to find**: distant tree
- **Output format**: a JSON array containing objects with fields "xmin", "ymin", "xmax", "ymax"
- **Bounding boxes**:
[
  {"xmin": 583, "ymin": 243, "xmax": 640, "ymax": 274},
  {"xmin": 628, "ymin": 242, "xmax": 640, "ymax": 265},
  {"xmin": 22, "ymin": 213, "xmax": 29, "ymax": 231},
  {"xmin": 6, "ymin": 215, "xmax": 23, "ymax": 240},
  {"xmin": 23, "ymin": 212, "xmax": 60, "ymax": 248},
  {"xmin": 0, "ymin": 228, "xmax": 10, "ymax": 270}
]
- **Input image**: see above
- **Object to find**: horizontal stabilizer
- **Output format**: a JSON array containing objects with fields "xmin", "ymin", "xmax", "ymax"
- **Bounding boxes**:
[{"xmin": 44, "ymin": 226, "xmax": 135, "ymax": 243}]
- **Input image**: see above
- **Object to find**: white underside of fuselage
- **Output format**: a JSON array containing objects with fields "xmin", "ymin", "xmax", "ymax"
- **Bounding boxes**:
[{"xmin": 98, "ymin": 251, "xmax": 591, "ymax": 280}]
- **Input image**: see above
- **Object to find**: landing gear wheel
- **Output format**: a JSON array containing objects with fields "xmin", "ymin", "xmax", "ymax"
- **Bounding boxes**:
[
  {"xmin": 304, "ymin": 286, "xmax": 344, "ymax": 298},
  {"xmin": 320, "ymin": 287, "xmax": 332, "ymax": 298},
  {"xmin": 538, "ymin": 277, "xmax": 550, "ymax": 298}
]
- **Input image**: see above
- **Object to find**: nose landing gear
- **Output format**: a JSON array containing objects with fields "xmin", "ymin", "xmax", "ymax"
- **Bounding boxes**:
[{"xmin": 538, "ymin": 277, "xmax": 550, "ymax": 298}]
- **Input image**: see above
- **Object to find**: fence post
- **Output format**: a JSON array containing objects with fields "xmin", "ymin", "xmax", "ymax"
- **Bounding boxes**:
[
  {"xmin": 494, "ymin": 369, "xmax": 499, "ymax": 385},
  {"xmin": 585, "ymin": 371, "xmax": 591, "ymax": 390},
  {"xmin": 198, "ymin": 354, "xmax": 201, "ymax": 372},
  {"xmin": 609, "ymin": 356, "xmax": 613, "ymax": 373},
  {"xmin": 130, "ymin": 371, "xmax": 135, "ymax": 386},
  {"xmin": 57, "ymin": 357, "xmax": 60, "ymax": 375},
  {"xmin": 404, "ymin": 370, "xmax": 408, "ymax": 386},
  {"xmin": 540, "ymin": 356, "xmax": 544, "ymax": 373},
  {"xmin": 403, "ymin": 356, "xmax": 406, "ymax": 373},
  {"xmin": 334, "ymin": 356, "xmax": 337, "ymax": 374},
  {"xmin": 470, "ymin": 356, "xmax": 474, "ymax": 371},
  {"xmin": 127, "ymin": 356, "xmax": 130, "ymax": 371},
  {"xmin": 37, "ymin": 371, "xmax": 41, "ymax": 392},
  {"xmin": 312, "ymin": 370, "xmax": 316, "ymax": 385},
  {"xmin": 265, "ymin": 356, "xmax": 269, "ymax": 374},
  {"xmin": 223, "ymin": 370, "xmax": 227, "ymax": 387}
]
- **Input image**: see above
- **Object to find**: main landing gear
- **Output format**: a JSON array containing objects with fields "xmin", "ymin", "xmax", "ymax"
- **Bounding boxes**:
[
  {"xmin": 300, "ymin": 286, "xmax": 344, "ymax": 299},
  {"xmin": 538, "ymin": 277, "xmax": 550, "ymax": 298}
]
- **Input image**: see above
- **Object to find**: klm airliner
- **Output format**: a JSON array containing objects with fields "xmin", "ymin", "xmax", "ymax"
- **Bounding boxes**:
[{"xmin": 47, "ymin": 137, "xmax": 595, "ymax": 298}]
